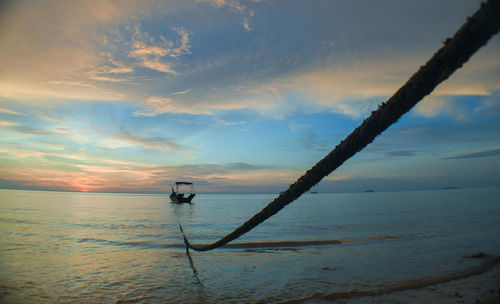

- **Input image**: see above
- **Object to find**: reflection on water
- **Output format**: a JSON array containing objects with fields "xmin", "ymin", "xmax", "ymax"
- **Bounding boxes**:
[{"xmin": 0, "ymin": 188, "xmax": 499, "ymax": 303}]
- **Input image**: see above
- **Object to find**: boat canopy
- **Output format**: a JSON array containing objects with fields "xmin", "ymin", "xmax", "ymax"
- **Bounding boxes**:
[
  {"xmin": 175, "ymin": 182, "xmax": 193, "ymax": 185},
  {"xmin": 170, "ymin": 181, "xmax": 196, "ymax": 203}
]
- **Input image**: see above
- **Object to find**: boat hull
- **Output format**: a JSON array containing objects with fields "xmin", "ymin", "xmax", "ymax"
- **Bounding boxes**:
[{"xmin": 170, "ymin": 192, "xmax": 195, "ymax": 203}]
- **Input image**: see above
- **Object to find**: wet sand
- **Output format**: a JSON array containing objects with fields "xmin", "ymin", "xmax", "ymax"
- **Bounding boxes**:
[
  {"xmin": 277, "ymin": 254, "xmax": 500, "ymax": 304},
  {"xmin": 173, "ymin": 235, "xmax": 401, "ymax": 249},
  {"xmin": 77, "ymin": 235, "xmax": 399, "ymax": 250},
  {"xmin": 377, "ymin": 257, "xmax": 500, "ymax": 304}
]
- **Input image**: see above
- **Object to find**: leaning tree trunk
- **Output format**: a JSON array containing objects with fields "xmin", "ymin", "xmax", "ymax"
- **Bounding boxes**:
[{"xmin": 182, "ymin": 0, "xmax": 500, "ymax": 251}]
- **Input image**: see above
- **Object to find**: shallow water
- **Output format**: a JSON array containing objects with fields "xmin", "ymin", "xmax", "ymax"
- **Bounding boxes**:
[{"xmin": 0, "ymin": 187, "xmax": 499, "ymax": 303}]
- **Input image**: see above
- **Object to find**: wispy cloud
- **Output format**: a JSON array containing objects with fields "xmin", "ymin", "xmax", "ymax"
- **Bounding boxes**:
[
  {"xmin": 149, "ymin": 162, "xmax": 296, "ymax": 191},
  {"xmin": 171, "ymin": 47, "xmax": 498, "ymax": 119},
  {"xmin": 0, "ymin": 107, "xmax": 24, "ymax": 115},
  {"xmin": 84, "ymin": 52, "xmax": 136, "ymax": 83},
  {"xmin": 443, "ymin": 148, "xmax": 500, "ymax": 160},
  {"xmin": 97, "ymin": 125, "xmax": 190, "ymax": 152},
  {"xmin": 13, "ymin": 127, "xmax": 64, "ymax": 139},
  {"xmin": 135, "ymin": 88, "xmax": 195, "ymax": 116},
  {"xmin": 55, "ymin": 128, "xmax": 92, "ymax": 133},
  {"xmin": 134, "ymin": 54, "xmax": 415, "ymax": 117},
  {"xmin": 224, "ymin": 162, "xmax": 269, "ymax": 171},
  {"xmin": 87, "ymin": 75, "xmax": 131, "ymax": 83},
  {"xmin": 137, "ymin": 59, "xmax": 176, "ymax": 74},
  {"xmin": 0, "ymin": 82, "xmax": 126, "ymax": 102},
  {"xmin": 215, "ymin": 119, "xmax": 247, "ymax": 126},
  {"xmin": 115, "ymin": 132, "xmax": 186, "ymax": 152},
  {"xmin": 432, "ymin": 53, "xmax": 500, "ymax": 96},
  {"xmin": 46, "ymin": 80, "xmax": 97, "ymax": 89},
  {"xmin": 134, "ymin": 96, "xmax": 174, "ymax": 117},
  {"xmin": 0, "ymin": 1, "xmax": 150, "ymax": 101},
  {"xmin": 0, "ymin": 121, "xmax": 18, "ymax": 127},
  {"xmin": 0, "ymin": 166, "xmax": 112, "ymax": 192},
  {"xmin": 415, "ymin": 92, "xmax": 500, "ymax": 120},
  {"xmin": 0, "ymin": 143, "xmax": 294, "ymax": 192},
  {"xmin": 2, "ymin": 0, "xmax": 497, "ymax": 119},
  {"xmin": 171, "ymin": 89, "xmax": 191, "ymax": 96},
  {"xmin": 384, "ymin": 150, "xmax": 417, "ymax": 157},
  {"xmin": 197, "ymin": 0, "xmax": 256, "ymax": 31},
  {"xmin": 128, "ymin": 25, "xmax": 191, "ymax": 74},
  {"xmin": 0, "ymin": 141, "xmax": 170, "ymax": 192}
]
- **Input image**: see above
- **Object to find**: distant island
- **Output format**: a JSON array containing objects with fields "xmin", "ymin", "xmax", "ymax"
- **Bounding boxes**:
[
  {"xmin": 436, "ymin": 186, "xmax": 463, "ymax": 190},
  {"xmin": 364, "ymin": 189, "xmax": 375, "ymax": 193}
]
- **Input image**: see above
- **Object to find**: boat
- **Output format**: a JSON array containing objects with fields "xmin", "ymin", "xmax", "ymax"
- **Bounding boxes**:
[{"xmin": 170, "ymin": 182, "xmax": 196, "ymax": 203}]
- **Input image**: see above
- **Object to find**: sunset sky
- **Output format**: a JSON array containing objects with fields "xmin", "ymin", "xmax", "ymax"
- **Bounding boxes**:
[{"xmin": 0, "ymin": 0, "xmax": 499, "ymax": 193}]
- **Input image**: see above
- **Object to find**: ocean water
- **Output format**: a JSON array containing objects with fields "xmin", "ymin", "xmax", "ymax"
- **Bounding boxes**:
[{"xmin": 0, "ymin": 187, "xmax": 499, "ymax": 303}]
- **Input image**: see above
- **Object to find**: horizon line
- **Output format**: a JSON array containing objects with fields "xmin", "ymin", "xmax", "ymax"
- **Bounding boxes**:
[{"xmin": 0, "ymin": 185, "xmax": 490, "ymax": 196}]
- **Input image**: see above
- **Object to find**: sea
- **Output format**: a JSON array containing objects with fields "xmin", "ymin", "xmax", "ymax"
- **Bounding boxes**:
[{"xmin": 0, "ymin": 187, "xmax": 499, "ymax": 303}]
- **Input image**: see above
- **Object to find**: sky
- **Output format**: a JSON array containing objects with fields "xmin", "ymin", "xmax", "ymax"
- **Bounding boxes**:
[{"xmin": 0, "ymin": 0, "xmax": 499, "ymax": 193}]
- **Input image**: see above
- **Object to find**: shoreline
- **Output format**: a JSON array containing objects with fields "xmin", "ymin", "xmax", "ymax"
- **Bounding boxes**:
[{"xmin": 276, "ymin": 254, "xmax": 500, "ymax": 304}]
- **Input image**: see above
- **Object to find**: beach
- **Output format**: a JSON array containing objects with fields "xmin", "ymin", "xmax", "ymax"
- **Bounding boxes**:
[{"xmin": 280, "ymin": 254, "xmax": 500, "ymax": 304}]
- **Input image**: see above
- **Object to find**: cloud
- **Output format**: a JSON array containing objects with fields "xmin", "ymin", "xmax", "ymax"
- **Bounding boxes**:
[
  {"xmin": 432, "ymin": 49, "xmax": 500, "ymax": 96},
  {"xmin": 118, "ymin": 49, "xmax": 424, "ymax": 118},
  {"xmin": 83, "ymin": 52, "xmax": 136, "ymax": 83},
  {"xmin": 0, "ymin": 140, "xmax": 172, "ymax": 192},
  {"xmin": 87, "ymin": 76, "xmax": 131, "ymax": 83},
  {"xmin": 0, "ymin": 166, "xmax": 113, "ymax": 192},
  {"xmin": 171, "ymin": 89, "xmax": 192, "ymax": 96},
  {"xmin": 127, "ymin": 25, "xmax": 191, "ymax": 74},
  {"xmin": 181, "ymin": 44, "xmax": 499, "ymax": 119},
  {"xmin": 137, "ymin": 59, "xmax": 176, "ymax": 74},
  {"xmin": 415, "ymin": 91, "xmax": 500, "ymax": 120},
  {"xmin": 0, "ymin": 140, "xmax": 82, "ymax": 160},
  {"xmin": 0, "ymin": 1, "xmax": 152, "ymax": 101},
  {"xmin": 0, "ymin": 81, "xmax": 127, "ymax": 102},
  {"xmin": 224, "ymin": 162, "xmax": 270, "ymax": 170},
  {"xmin": 2, "ymin": 0, "xmax": 497, "ymax": 122},
  {"xmin": 151, "ymin": 162, "xmax": 297, "ymax": 191},
  {"xmin": 0, "ymin": 121, "xmax": 18, "ymax": 127},
  {"xmin": 99, "ymin": 125, "xmax": 190, "ymax": 152},
  {"xmin": 0, "ymin": 145, "xmax": 295, "ymax": 192},
  {"xmin": 443, "ymin": 148, "xmax": 500, "ymax": 160},
  {"xmin": 196, "ymin": 0, "xmax": 255, "ymax": 31},
  {"xmin": 384, "ymin": 150, "xmax": 417, "ymax": 157},
  {"xmin": 366, "ymin": 118, "xmax": 500, "ymax": 156},
  {"xmin": 55, "ymin": 128, "xmax": 92, "ymax": 133},
  {"xmin": 134, "ymin": 96, "xmax": 175, "ymax": 117},
  {"xmin": 153, "ymin": 162, "xmax": 273, "ymax": 181},
  {"xmin": 0, "ymin": 178, "xmax": 35, "ymax": 191},
  {"xmin": 415, "ymin": 96, "xmax": 457, "ymax": 119},
  {"xmin": 13, "ymin": 127, "xmax": 64, "ymax": 139},
  {"xmin": 0, "ymin": 107, "xmax": 24, "ymax": 115},
  {"xmin": 293, "ymin": 130, "xmax": 331, "ymax": 153},
  {"xmin": 215, "ymin": 119, "xmax": 247, "ymax": 126},
  {"xmin": 0, "ymin": 1, "xmax": 191, "ymax": 102},
  {"xmin": 140, "ymin": 54, "xmax": 418, "ymax": 117},
  {"xmin": 135, "ymin": 88, "xmax": 197, "ymax": 116},
  {"xmin": 146, "ymin": 2, "xmax": 498, "ymax": 119}
]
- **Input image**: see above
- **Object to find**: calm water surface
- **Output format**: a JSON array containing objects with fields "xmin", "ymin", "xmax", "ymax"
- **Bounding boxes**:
[{"xmin": 1, "ymin": 187, "xmax": 499, "ymax": 303}]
